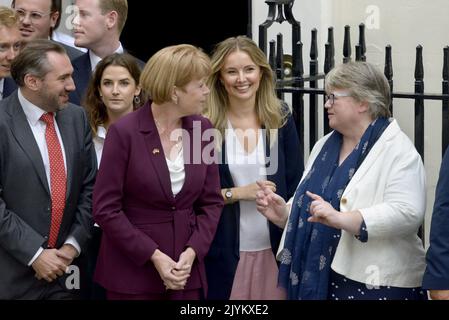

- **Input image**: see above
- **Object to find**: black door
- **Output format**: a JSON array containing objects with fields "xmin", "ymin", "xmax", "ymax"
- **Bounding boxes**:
[{"xmin": 121, "ymin": 0, "xmax": 250, "ymax": 63}]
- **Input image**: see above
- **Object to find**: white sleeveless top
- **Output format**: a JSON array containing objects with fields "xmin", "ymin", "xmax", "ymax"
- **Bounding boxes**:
[{"xmin": 226, "ymin": 121, "xmax": 271, "ymax": 251}]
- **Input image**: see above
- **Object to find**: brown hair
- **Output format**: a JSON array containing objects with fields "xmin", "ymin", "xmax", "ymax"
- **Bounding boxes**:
[
  {"xmin": 84, "ymin": 53, "xmax": 143, "ymax": 135},
  {"xmin": 11, "ymin": 39, "xmax": 66, "ymax": 87}
]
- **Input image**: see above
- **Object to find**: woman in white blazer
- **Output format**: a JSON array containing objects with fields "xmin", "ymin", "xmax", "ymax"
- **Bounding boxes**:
[{"xmin": 256, "ymin": 61, "xmax": 427, "ymax": 300}]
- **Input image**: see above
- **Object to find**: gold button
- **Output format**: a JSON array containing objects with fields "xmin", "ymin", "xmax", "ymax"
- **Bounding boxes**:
[{"xmin": 341, "ymin": 198, "xmax": 347, "ymax": 205}]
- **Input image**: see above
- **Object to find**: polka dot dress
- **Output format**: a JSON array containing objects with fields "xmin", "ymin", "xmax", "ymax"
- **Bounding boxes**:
[{"xmin": 328, "ymin": 270, "xmax": 427, "ymax": 300}]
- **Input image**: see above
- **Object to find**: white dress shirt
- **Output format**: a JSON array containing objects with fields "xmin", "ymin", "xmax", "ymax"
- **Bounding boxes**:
[
  {"xmin": 18, "ymin": 90, "xmax": 81, "ymax": 265},
  {"xmin": 0, "ymin": 78, "xmax": 4, "ymax": 100},
  {"xmin": 93, "ymin": 125, "xmax": 107, "ymax": 167},
  {"xmin": 166, "ymin": 148, "xmax": 185, "ymax": 197},
  {"xmin": 92, "ymin": 126, "xmax": 107, "ymax": 228}
]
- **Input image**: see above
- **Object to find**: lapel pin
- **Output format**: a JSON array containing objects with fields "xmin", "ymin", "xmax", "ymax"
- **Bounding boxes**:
[{"xmin": 152, "ymin": 148, "xmax": 160, "ymax": 155}]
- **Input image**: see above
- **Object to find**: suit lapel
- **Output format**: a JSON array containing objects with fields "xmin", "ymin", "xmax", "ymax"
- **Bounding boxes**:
[
  {"xmin": 70, "ymin": 53, "xmax": 91, "ymax": 105},
  {"xmin": 6, "ymin": 94, "xmax": 50, "ymax": 195},
  {"xmin": 139, "ymin": 104, "xmax": 174, "ymax": 201},
  {"xmin": 139, "ymin": 103, "xmax": 201, "ymax": 201},
  {"xmin": 177, "ymin": 117, "xmax": 195, "ymax": 198},
  {"xmin": 3, "ymin": 78, "xmax": 17, "ymax": 99},
  {"xmin": 344, "ymin": 120, "xmax": 397, "ymax": 194},
  {"xmin": 146, "ymin": 132, "xmax": 174, "ymax": 200}
]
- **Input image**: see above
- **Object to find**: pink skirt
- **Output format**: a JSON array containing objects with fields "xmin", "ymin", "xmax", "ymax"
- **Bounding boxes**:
[{"xmin": 229, "ymin": 248, "xmax": 286, "ymax": 300}]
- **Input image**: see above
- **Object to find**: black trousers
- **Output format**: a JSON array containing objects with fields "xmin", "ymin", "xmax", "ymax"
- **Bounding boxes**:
[
  {"xmin": 82, "ymin": 226, "xmax": 106, "ymax": 300},
  {"xmin": 18, "ymin": 278, "xmax": 78, "ymax": 300}
]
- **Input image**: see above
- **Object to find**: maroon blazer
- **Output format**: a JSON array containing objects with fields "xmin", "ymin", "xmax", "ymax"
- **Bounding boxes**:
[{"xmin": 93, "ymin": 102, "xmax": 223, "ymax": 296}]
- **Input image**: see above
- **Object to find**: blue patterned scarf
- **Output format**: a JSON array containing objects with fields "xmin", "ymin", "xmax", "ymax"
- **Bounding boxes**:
[{"xmin": 278, "ymin": 117, "xmax": 390, "ymax": 300}]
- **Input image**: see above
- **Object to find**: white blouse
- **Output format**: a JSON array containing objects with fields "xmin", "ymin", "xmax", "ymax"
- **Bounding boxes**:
[
  {"xmin": 93, "ymin": 125, "xmax": 107, "ymax": 168},
  {"xmin": 166, "ymin": 148, "xmax": 185, "ymax": 197},
  {"xmin": 226, "ymin": 121, "xmax": 271, "ymax": 252},
  {"xmin": 93, "ymin": 126, "xmax": 107, "ymax": 228}
]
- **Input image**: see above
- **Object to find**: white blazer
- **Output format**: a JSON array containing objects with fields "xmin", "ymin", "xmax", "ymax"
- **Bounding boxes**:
[{"xmin": 278, "ymin": 119, "xmax": 426, "ymax": 288}]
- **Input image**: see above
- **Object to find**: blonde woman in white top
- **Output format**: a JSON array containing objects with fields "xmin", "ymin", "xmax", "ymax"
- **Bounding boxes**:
[{"xmin": 204, "ymin": 36, "xmax": 303, "ymax": 300}]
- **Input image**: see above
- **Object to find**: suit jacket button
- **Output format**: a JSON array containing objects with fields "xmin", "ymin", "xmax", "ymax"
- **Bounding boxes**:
[
  {"xmin": 341, "ymin": 198, "xmax": 347, "ymax": 205},
  {"xmin": 44, "ymin": 235, "xmax": 48, "ymax": 240},
  {"xmin": 171, "ymin": 206, "xmax": 176, "ymax": 210}
]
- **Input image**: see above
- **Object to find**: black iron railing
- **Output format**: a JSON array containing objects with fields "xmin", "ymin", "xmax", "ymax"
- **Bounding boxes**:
[
  {"xmin": 258, "ymin": 0, "xmax": 449, "ymax": 160},
  {"xmin": 257, "ymin": 0, "xmax": 449, "ymax": 244}
]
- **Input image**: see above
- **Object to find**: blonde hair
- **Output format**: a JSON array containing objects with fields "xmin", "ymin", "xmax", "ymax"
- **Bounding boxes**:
[
  {"xmin": 140, "ymin": 44, "xmax": 211, "ymax": 104},
  {"xmin": 204, "ymin": 35, "xmax": 286, "ymax": 145},
  {"xmin": 0, "ymin": 6, "xmax": 19, "ymax": 28}
]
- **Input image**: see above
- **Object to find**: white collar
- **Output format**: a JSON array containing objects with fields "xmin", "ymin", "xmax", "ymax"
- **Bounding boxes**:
[
  {"xmin": 18, "ymin": 89, "xmax": 48, "ymax": 126},
  {"xmin": 96, "ymin": 125, "xmax": 107, "ymax": 139},
  {"xmin": 0, "ymin": 78, "xmax": 4, "ymax": 99},
  {"xmin": 89, "ymin": 43, "xmax": 124, "ymax": 71}
]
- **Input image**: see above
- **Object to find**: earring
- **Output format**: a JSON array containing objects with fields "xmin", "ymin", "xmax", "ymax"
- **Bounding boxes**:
[
  {"xmin": 134, "ymin": 95, "xmax": 141, "ymax": 105},
  {"xmin": 173, "ymin": 96, "xmax": 178, "ymax": 105}
]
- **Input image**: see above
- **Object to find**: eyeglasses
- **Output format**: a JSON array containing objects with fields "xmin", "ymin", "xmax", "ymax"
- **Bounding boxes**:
[
  {"xmin": 324, "ymin": 92, "xmax": 352, "ymax": 106},
  {"xmin": 15, "ymin": 9, "xmax": 52, "ymax": 23}
]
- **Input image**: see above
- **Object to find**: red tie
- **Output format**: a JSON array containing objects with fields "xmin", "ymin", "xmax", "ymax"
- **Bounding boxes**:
[{"xmin": 40, "ymin": 113, "xmax": 67, "ymax": 248}]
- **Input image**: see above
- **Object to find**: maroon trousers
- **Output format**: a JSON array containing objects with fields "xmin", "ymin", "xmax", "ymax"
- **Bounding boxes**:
[{"xmin": 106, "ymin": 289, "xmax": 202, "ymax": 300}]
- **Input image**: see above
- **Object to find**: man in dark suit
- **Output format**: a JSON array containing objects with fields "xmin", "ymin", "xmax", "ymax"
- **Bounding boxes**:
[
  {"xmin": 0, "ymin": 6, "xmax": 22, "ymax": 100},
  {"xmin": 423, "ymin": 148, "xmax": 449, "ymax": 300},
  {"xmin": 69, "ymin": 0, "xmax": 144, "ymax": 106},
  {"xmin": 11, "ymin": 0, "xmax": 84, "ymax": 60},
  {"xmin": 0, "ymin": 39, "xmax": 96, "ymax": 299}
]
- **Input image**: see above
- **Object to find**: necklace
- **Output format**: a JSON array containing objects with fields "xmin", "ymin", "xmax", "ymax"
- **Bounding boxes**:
[
  {"xmin": 154, "ymin": 117, "xmax": 183, "ymax": 149},
  {"xmin": 154, "ymin": 118, "xmax": 165, "ymax": 133}
]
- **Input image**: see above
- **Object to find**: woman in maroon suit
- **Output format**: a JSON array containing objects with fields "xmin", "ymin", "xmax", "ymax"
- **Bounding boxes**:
[{"xmin": 93, "ymin": 44, "xmax": 224, "ymax": 300}]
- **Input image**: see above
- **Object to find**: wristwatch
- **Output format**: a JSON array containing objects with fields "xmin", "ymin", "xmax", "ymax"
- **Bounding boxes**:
[{"xmin": 225, "ymin": 188, "xmax": 233, "ymax": 201}]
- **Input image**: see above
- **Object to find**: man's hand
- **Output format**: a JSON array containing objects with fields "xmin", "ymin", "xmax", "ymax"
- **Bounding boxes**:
[{"xmin": 31, "ymin": 249, "xmax": 69, "ymax": 282}]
